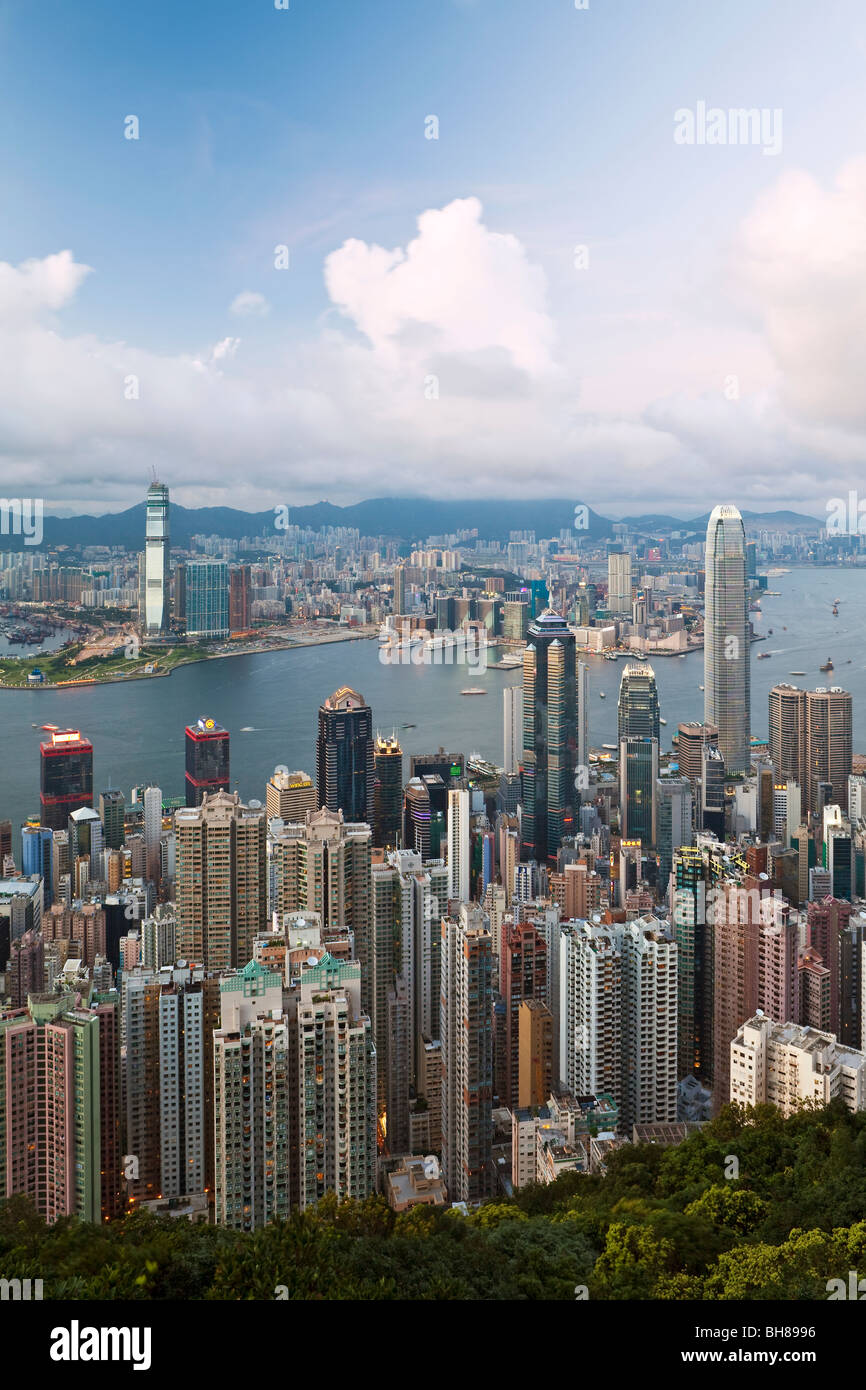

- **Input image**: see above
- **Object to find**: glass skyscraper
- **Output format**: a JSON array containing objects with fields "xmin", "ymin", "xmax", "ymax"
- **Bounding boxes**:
[
  {"xmin": 617, "ymin": 662, "xmax": 660, "ymax": 847},
  {"xmin": 521, "ymin": 610, "xmax": 577, "ymax": 866},
  {"xmin": 140, "ymin": 481, "xmax": 171, "ymax": 638},
  {"xmin": 184, "ymin": 560, "xmax": 230, "ymax": 640},
  {"xmin": 704, "ymin": 504, "xmax": 750, "ymax": 775}
]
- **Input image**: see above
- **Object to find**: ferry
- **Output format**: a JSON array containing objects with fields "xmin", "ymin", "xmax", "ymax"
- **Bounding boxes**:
[
  {"xmin": 460, "ymin": 687, "xmax": 487, "ymax": 696},
  {"xmin": 820, "ymin": 659, "xmax": 834, "ymax": 673},
  {"xmin": 789, "ymin": 671, "xmax": 806, "ymax": 676}
]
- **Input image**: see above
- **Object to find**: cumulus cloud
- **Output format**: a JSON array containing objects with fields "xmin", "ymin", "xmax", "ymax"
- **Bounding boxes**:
[
  {"xmin": 0, "ymin": 181, "xmax": 865, "ymax": 515},
  {"xmin": 229, "ymin": 290, "xmax": 271, "ymax": 318}
]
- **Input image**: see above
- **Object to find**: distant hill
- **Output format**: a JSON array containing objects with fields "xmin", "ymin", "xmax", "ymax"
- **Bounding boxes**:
[{"xmin": 4, "ymin": 498, "xmax": 822, "ymax": 551}]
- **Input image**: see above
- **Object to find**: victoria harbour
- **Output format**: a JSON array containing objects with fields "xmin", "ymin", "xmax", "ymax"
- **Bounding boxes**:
[{"xmin": 1, "ymin": 565, "xmax": 862, "ymax": 831}]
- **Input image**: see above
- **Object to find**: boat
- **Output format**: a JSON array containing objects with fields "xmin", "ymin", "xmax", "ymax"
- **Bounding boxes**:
[
  {"xmin": 401, "ymin": 723, "xmax": 416, "ymax": 729},
  {"xmin": 833, "ymin": 605, "xmax": 839, "ymax": 616},
  {"xmin": 599, "ymin": 691, "xmax": 606, "ymax": 698},
  {"xmin": 789, "ymin": 671, "xmax": 806, "ymax": 676},
  {"xmin": 767, "ymin": 629, "xmax": 773, "ymax": 635},
  {"xmin": 602, "ymin": 743, "xmax": 617, "ymax": 751},
  {"xmin": 756, "ymin": 652, "xmax": 771, "ymax": 660},
  {"xmin": 820, "ymin": 659, "xmax": 834, "ymax": 672},
  {"xmin": 460, "ymin": 688, "xmax": 487, "ymax": 696},
  {"xmin": 660, "ymin": 718, "xmax": 667, "ymax": 726},
  {"xmin": 698, "ymin": 685, "xmax": 704, "ymax": 691},
  {"xmin": 240, "ymin": 726, "xmax": 255, "ymax": 732}
]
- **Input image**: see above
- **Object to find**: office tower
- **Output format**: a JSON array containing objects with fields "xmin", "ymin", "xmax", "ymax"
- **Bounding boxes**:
[
  {"xmin": 607, "ymin": 548, "xmax": 632, "ymax": 615},
  {"xmin": 503, "ymin": 599, "xmax": 528, "ymax": 641},
  {"xmin": 183, "ymin": 559, "xmax": 229, "ymax": 639},
  {"xmin": 99, "ymin": 789, "xmax": 126, "ymax": 850},
  {"xmin": 373, "ymin": 734, "xmax": 403, "ymax": 848},
  {"xmin": 447, "ymin": 787, "xmax": 471, "ymax": 902},
  {"xmin": 393, "ymin": 563, "xmax": 406, "ymax": 615},
  {"xmin": 704, "ymin": 504, "xmax": 750, "ymax": 775},
  {"xmin": 143, "ymin": 785, "xmax": 162, "ymax": 885},
  {"xmin": 700, "ymin": 745, "xmax": 727, "ymax": 839},
  {"xmin": 175, "ymin": 791, "xmax": 267, "ymax": 971},
  {"xmin": 316, "ymin": 687, "xmax": 374, "ymax": 823},
  {"xmin": 184, "ymin": 716, "xmax": 230, "ymax": 807},
  {"xmin": 521, "ymin": 611, "xmax": 578, "ymax": 866},
  {"xmin": 0, "ymin": 820, "xmax": 11, "ymax": 866},
  {"xmin": 731, "ymin": 1015, "xmax": 866, "ymax": 1115},
  {"xmin": 503, "ymin": 685, "xmax": 524, "ymax": 776},
  {"xmin": 440, "ymin": 905, "xmax": 493, "ymax": 1202},
  {"xmin": 214, "ymin": 961, "xmax": 291, "ymax": 1231},
  {"xmin": 657, "ymin": 778, "xmax": 693, "ymax": 892},
  {"xmin": 560, "ymin": 917, "xmax": 678, "ymax": 1131},
  {"xmin": 39, "ymin": 728, "xmax": 93, "ymax": 830},
  {"xmin": 618, "ymin": 662, "xmax": 660, "ymax": 847},
  {"xmin": 403, "ymin": 777, "xmax": 432, "ymax": 858},
  {"xmin": 228, "ymin": 564, "xmax": 251, "ymax": 632},
  {"xmin": 499, "ymin": 922, "xmax": 547, "ymax": 1107},
  {"xmin": 265, "ymin": 767, "xmax": 316, "ymax": 822},
  {"xmin": 21, "ymin": 822, "xmax": 53, "ymax": 904},
  {"xmin": 518, "ymin": 999, "xmax": 554, "ymax": 1108},
  {"xmin": 295, "ymin": 954, "xmax": 376, "ymax": 1209},
  {"xmin": 772, "ymin": 781, "xmax": 801, "ymax": 845},
  {"xmin": 677, "ymin": 722, "xmax": 719, "ymax": 787},
  {"xmin": 270, "ymin": 808, "xmax": 372, "ymax": 1005},
  {"xmin": 824, "ymin": 806, "xmax": 854, "ymax": 901},
  {"xmin": 671, "ymin": 846, "xmax": 715, "ymax": 1083},
  {"xmin": 140, "ymin": 480, "xmax": 170, "ymax": 638},
  {"xmin": 711, "ymin": 881, "xmax": 798, "ymax": 1105},
  {"xmin": 806, "ymin": 688, "xmax": 853, "ymax": 819},
  {"xmin": 0, "ymin": 992, "xmax": 120, "ymax": 1223},
  {"xmin": 410, "ymin": 752, "xmax": 464, "ymax": 783}
]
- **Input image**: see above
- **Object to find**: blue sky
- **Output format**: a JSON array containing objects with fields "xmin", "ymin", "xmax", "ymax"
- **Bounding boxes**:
[{"xmin": 2, "ymin": 0, "xmax": 866, "ymax": 516}]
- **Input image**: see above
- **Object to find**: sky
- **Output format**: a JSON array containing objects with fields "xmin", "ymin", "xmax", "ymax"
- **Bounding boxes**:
[{"xmin": 2, "ymin": 0, "xmax": 866, "ymax": 518}]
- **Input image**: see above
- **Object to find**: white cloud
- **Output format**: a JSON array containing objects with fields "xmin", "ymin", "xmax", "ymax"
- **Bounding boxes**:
[{"xmin": 229, "ymin": 290, "xmax": 271, "ymax": 318}]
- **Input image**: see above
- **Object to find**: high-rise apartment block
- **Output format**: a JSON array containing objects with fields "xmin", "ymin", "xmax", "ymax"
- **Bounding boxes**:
[{"xmin": 175, "ymin": 791, "xmax": 267, "ymax": 970}]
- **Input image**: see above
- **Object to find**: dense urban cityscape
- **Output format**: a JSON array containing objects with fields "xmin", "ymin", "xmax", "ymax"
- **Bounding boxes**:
[{"xmin": 2, "ymin": 481, "xmax": 866, "ymax": 1324}]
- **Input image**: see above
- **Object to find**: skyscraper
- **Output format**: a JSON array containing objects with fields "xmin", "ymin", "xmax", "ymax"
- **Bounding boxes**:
[
  {"xmin": 657, "ymin": 778, "xmax": 693, "ymax": 892},
  {"xmin": 140, "ymin": 480, "xmax": 170, "ymax": 639},
  {"xmin": 228, "ymin": 564, "xmax": 251, "ymax": 633},
  {"xmin": 607, "ymin": 548, "xmax": 632, "ymax": 616},
  {"xmin": 183, "ymin": 559, "xmax": 229, "ymax": 640},
  {"xmin": 184, "ymin": 717, "xmax": 230, "ymax": 807},
  {"xmin": 440, "ymin": 905, "xmax": 493, "ymax": 1202},
  {"xmin": 503, "ymin": 685, "xmax": 524, "ymax": 776},
  {"xmin": 99, "ymin": 789, "xmax": 126, "ymax": 850},
  {"xmin": 143, "ymin": 784, "xmax": 162, "ymax": 885},
  {"xmin": 521, "ymin": 610, "xmax": 578, "ymax": 866},
  {"xmin": 174, "ymin": 791, "xmax": 267, "ymax": 970},
  {"xmin": 316, "ymin": 687, "xmax": 374, "ymax": 823},
  {"xmin": 373, "ymin": 734, "xmax": 403, "ymax": 848},
  {"xmin": 768, "ymin": 684, "xmax": 852, "ymax": 819},
  {"xmin": 618, "ymin": 662, "xmax": 660, "ymax": 847},
  {"xmin": 39, "ymin": 728, "xmax": 93, "ymax": 830},
  {"xmin": 447, "ymin": 787, "xmax": 470, "ymax": 903},
  {"xmin": 704, "ymin": 504, "xmax": 750, "ymax": 775},
  {"xmin": 265, "ymin": 767, "xmax": 317, "ymax": 822}
]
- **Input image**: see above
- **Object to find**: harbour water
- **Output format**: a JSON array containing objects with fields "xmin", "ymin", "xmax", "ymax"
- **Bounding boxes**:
[{"xmin": 0, "ymin": 567, "xmax": 863, "ymax": 833}]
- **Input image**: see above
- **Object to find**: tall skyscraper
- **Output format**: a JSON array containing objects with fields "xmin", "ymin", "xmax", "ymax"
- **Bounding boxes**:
[
  {"xmin": 228, "ymin": 564, "xmax": 251, "ymax": 633},
  {"xmin": 521, "ymin": 610, "xmax": 578, "ymax": 866},
  {"xmin": 184, "ymin": 716, "xmax": 230, "ymax": 807},
  {"xmin": 373, "ymin": 734, "xmax": 403, "ymax": 848},
  {"xmin": 769, "ymin": 684, "xmax": 852, "ymax": 819},
  {"xmin": 143, "ymin": 784, "xmax": 162, "ymax": 885},
  {"xmin": 503, "ymin": 685, "xmax": 524, "ymax": 776},
  {"xmin": 21, "ymin": 821, "xmax": 53, "ymax": 903},
  {"xmin": 175, "ymin": 791, "xmax": 267, "ymax": 970},
  {"xmin": 607, "ymin": 548, "xmax": 632, "ymax": 616},
  {"xmin": 499, "ymin": 921, "xmax": 547, "ymax": 1107},
  {"xmin": 265, "ymin": 767, "xmax": 317, "ymax": 822},
  {"xmin": 704, "ymin": 504, "xmax": 750, "ymax": 775},
  {"xmin": 39, "ymin": 728, "xmax": 93, "ymax": 830},
  {"xmin": 393, "ymin": 563, "xmax": 406, "ymax": 615},
  {"xmin": 440, "ymin": 905, "xmax": 493, "ymax": 1202},
  {"xmin": 317, "ymin": 687, "xmax": 374, "ymax": 823},
  {"xmin": 99, "ymin": 789, "xmax": 126, "ymax": 850},
  {"xmin": 183, "ymin": 559, "xmax": 229, "ymax": 640},
  {"xmin": 447, "ymin": 787, "xmax": 471, "ymax": 903},
  {"xmin": 657, "ymin": 778, "xmax": 693, "ymax": 891},
  {"xmin": 140, "ymin": 480, "xmax": 170, "ymax": 639},
  {"xmin": 618, "ymin": 662, "xmax": 660, "ymax": 847}
]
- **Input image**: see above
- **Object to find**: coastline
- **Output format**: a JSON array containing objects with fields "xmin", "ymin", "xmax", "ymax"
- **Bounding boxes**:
[{"xmin": 0, "ymin": 627, "xmax": 378, "ymax": 691}]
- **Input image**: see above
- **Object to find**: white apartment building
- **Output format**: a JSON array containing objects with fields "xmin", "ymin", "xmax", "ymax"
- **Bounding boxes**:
[{"xmin": 731, "ymin": 1013, "xmax": 866, "ymax": 1116}]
